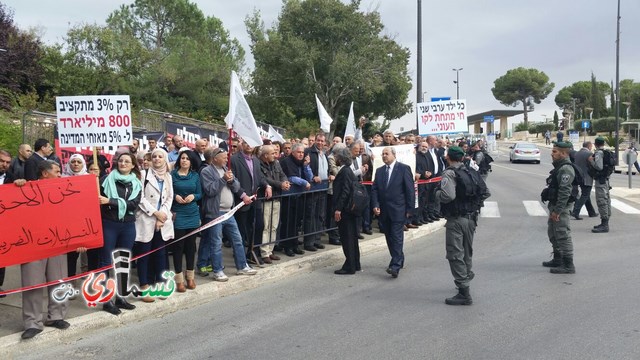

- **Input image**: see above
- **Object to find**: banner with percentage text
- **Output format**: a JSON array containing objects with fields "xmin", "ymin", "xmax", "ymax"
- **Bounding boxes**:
[
  {"xmin": 56, "ymin": 95, "xmax": 133, "ymax": 147},
  {"xmin": 0, "ymin": 175, "xmax": 104, "ymax": 267}
]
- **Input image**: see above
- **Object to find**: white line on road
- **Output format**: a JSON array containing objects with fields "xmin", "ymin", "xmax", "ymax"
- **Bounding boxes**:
[
  {"xmin": 523, "ymin": 200, "xmax": 548, "ymax": 216},
  {"xmin": 480, "ymin": 201, "xmax": 500, "ymax": 217},
  {"xmin": 610, "ymin": 199, "xmax": 640, "ymax": 214}
]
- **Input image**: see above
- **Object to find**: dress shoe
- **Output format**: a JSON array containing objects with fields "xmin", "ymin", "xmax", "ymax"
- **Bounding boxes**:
[
  {"xmin": 303, "ymin": 245, "xmax": 318, "ymax": 252},
  {"xmin": 589, "ymin": 213, "xmax": 599, "ymax": 218},
  {"xmin": 44, "ymin": 319, "xmax": 70, "ymax": 329},
  {"xmin": 314, "ymin": 243, "xmax": 325, "ymax": 249},
  {"xmin": 273, "ymin": 245, "xmax": 283, "ymax": 252},
  {"xmin": 357, "ymin": 234, "xmax": 365, "ymax": 239},
  {"xmin": 262, "ymin": 256, "xmax": 273, "ymax": 264},
  {"xmin": 115, "ymin": 297, "xmax": 136, "ymax": 310},
  {"xmin": 293, "ymin": 247, "xmax": 305, "ymax": 255},
  {"xmin": 411, "ymin": 222, "xmax": 422, "ymax": 227},
  {"xmin": 571, "ymin": 212, "xmax": 583, "ymax": 220},
  {"xmin": 406, "ymin": 224, "xmax": 419, "ymax": 229},
  {"xmin": 284, "ymin": 248, "xmax": 296, "ymax": 257},
  {"xmin": 421, "ymin": 219, "xmax": 432, "ymax": 224},
  {"xmin": 269, "ymin": 254, "xmax": 281, "ymax": 261},
  {"xmin": 363, "ymin": 229, "xmax": 373, "ymax": 235},
  {"xmin": 21, "ymin": 328, "xmax": 42, "ymax": 339},
  {"xmin": 386, "ymin": 268, "xmax": 399, "ymax": 278},
  {"xmin": 403, "ymin": 225, "xmax": 409, "ymax": 232},
  {"xmin": 103, "ymin": 301, "xmax": 122, "ymax": 315},
  {"xmin": 329, "ymin": 240, "xmax": 342, "ymax": 246},
  {"xmin": 334, "ymin": 269, "xmax": 355, "ymax": 275}
]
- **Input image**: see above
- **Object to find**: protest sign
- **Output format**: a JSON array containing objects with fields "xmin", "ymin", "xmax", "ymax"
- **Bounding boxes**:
[
  {"xmin": 369, "ymin": 144, "xmax": 416, "ymax": 180},
  {"xmin": 0, "ymin": 175, "xmax": 104, "ymax": 267},
  {"xmin": 56, "ymin": 95, "xmax": 133, "ymax": 147},
  {"xmin": 417, "ymin": 99, "xmax": 468, "ymax": 135}
]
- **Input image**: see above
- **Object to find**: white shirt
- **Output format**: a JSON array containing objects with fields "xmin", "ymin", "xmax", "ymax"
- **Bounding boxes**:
[{"xmin": 429, "ymin": 148, "xmax": 439, "ymax": 174}]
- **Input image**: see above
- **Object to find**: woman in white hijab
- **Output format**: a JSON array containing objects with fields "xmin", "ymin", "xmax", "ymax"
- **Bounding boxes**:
[
  {"xmin": 63, "ymin": 153, "xmax": 89, "ymax": 292},
  {"xmin": 134, "ymin": 148, "xmax": 174, "ymax": 302}
]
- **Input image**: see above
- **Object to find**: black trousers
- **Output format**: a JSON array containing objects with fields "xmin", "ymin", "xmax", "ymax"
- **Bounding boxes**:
[
  {"xmin": 338, "ymin": 213, "xmax": 360, "ymax": 272},
  {"xmin": 171, "ymin": 228, "xmax": 197, "ymax": 273},
  {"xmin": 280, "ymin": 196, "xmax": 301, "ymax": 249}
]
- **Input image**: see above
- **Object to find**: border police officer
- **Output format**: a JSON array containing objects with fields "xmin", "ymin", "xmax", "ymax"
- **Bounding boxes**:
[
  {"xmin": 435, "ymin": 146, "xmax": 490, "ymax": 305},
  {"xmin": 542, "ymin": 141, "xmax": 576, "ymax": 274}
]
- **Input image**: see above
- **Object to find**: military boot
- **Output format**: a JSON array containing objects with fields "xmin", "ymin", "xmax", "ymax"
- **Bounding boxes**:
[
  {"xmin": 445, "ymin": 287, "xmax": 473, "ymax": 305},
  {"xmin": 591, "ymin": 218, "xmax": 609, "ymax": 233},
  {"xmin": 550, "ymin": 256, "xmax": 575, "ymax": 274},
  {"xmin": 542, "ymin": 251, "xmax": 562, "ymax": 267}
]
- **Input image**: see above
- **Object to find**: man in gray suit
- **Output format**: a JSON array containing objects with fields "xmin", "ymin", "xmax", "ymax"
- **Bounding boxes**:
[{"xmin": 572, "ymin": 141, "xmax": 598, "ymax": 220}]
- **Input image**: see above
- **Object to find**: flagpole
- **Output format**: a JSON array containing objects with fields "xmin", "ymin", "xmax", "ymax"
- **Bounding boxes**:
[{"xmin": 227, "ymin": 128, "xmax": 233, "ymax": 168}]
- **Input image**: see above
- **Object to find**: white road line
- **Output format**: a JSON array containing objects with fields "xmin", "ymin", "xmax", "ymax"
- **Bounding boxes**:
[
  {"xmin": 480, "ymin": 201, "xmax": 500, "ymax": 217},
  {"xmin": 610, "ymin": 199, "xmax": 640, "ymax": 214},
  {"xmin": 523, "ymin": 201, "xmax": 548, "ymax": 216}
]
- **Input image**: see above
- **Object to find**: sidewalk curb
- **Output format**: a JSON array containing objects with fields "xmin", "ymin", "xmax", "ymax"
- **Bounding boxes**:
[{"xmin": 0, "ymin": 221, "xmax": 445, "ymax": 356}]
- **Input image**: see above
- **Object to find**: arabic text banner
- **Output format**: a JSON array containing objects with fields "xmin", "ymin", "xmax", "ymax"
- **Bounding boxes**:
[{"xmin": 0, "ymin": 175, "xmax": 104, "ymax": 267}]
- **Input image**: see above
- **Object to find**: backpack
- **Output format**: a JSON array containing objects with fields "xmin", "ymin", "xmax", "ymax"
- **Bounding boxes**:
[
  {"xmin": 587, "ymin": 149, "xmax": 615, "ymax": 178},
  {"xmin": 475, "ymin": 150, "xmax": 493, "ymax": 174},
  {"xmin": 441, "ymin": 164, "xmax": 490, "ymax": 217},
  {"xmin": 347, "ymin": 180, "xmax": 370, "ymax": 216},
  {"xmin": 541, "ymin": 163, "xmax": 583, "ymax": 203}
]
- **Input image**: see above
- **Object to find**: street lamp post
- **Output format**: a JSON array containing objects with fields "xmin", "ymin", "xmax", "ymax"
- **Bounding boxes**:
[{"xmin": 452, "ymin": 68, "xmax": 463, "ymax": 99}]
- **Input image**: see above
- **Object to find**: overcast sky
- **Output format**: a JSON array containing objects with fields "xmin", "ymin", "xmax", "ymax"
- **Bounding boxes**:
[{"xmin": 5, "ymin": 0, "xmax": 640, "ymax": 132}]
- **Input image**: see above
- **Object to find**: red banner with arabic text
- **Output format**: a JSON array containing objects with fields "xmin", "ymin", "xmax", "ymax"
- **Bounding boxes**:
[{"xmin": 0, "ymin": 175, "xmax": 104, "ymax": 267}]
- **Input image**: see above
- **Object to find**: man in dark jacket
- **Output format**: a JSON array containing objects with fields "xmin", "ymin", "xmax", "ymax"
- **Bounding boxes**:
[
  {"xmin": 258, "ymin": 145, "xmax": 290, "ymax": 263},
  {"xmin": 231, "ymin": 140, "xmax": 271, "ymax": 265},
  {"xmin": 303, "ymin": 133, "xmax": 329, "ymax": 251},
  {"xmin": 24, "ymin": 138, "xmax": 54, "ymax": 181},
  {"xmin": 279, "ymin": 143, "xmax": 313, "ymax": 256}
]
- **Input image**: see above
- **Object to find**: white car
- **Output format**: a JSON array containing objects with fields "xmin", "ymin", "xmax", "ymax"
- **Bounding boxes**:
[{"xmin": 509, "ymin": 142, "xmax": 541, "ymax": 164}]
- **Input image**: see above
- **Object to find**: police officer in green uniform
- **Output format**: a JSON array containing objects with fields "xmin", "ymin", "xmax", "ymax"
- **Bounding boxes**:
[
  {"xmin": 589, "ymin": 136, "xmax": 612, "ymax": 233},
  {"xmin": 435, "ymin": 146, "xmax": 490, "ymax": 305},
  {"xmin": 541, "ymin": 141, "xmax": 576, "ymax": 274}
]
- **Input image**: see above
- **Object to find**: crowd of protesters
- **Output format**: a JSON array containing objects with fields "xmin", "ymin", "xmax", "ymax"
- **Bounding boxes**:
[{"xmin": 0, "ymin": 118, "xmax": 490, "ymax": 340}]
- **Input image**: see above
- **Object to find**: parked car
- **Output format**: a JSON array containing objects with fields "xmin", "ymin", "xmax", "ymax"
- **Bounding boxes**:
[{"xmin": 509, "ymin": 142, "xmax": 541, "ymax": 164}]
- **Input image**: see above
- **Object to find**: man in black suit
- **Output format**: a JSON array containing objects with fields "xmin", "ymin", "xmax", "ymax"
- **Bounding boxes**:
[
  {"xmin": 424, "ymin": 135, "xmax": 445, "ymax": 222},
  {"xmin": 572, "ymin": 141, "xmax": 598, "ymax": 219},
  {"xmin": 372, "ymin": 147, "xmax": 415, "ymax": 278},
  {"xmin": 231, "ymin": 140, "xmax": 271, "ymax": 265},
  {"xmin": 24, "ymin": 138, "xmax": 54, "ymax": 180}
]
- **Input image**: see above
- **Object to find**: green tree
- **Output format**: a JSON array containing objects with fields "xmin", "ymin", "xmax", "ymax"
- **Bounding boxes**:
[
  {"xmin": 0, "ymin": 3, "xmax": 45, "ymax": 111},
  {"xmin": 246, "ymin": 0, "xmax": 412, "ymax": 135},
  {"xmin": 554, "ymin": 78, "xmax": 610, "ymax": 119},
  {"xmin": 553, "ymin": 110, "xmax": 559, "ymax": 130},
  {"xmin": 491, "ymin": 67, "xmax": 554, "ymax": 126}
]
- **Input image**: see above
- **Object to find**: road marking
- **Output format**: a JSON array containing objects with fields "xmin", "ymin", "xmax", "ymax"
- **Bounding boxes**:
[
  {"xmin": 491, "ymin": 163, "xmax": 547, "ymax": 177},
  {"xmin": 610, "ymin": 199, "xmax": 640, "ymax": 214},
  {"xmin": 523, "ymin": 201, "xmax": 548, "ymax": 216},
  {"xmin": 480, "ymin": 201, "xmax": 500, "ymax": 217}
]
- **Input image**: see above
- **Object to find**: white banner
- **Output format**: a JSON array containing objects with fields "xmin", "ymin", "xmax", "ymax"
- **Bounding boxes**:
[
  {"xmin": 369, "ymin": 144, "xmax": 416, "ymax": 181},
  {"xmin": 268, "ymin": 125, "xmax": 285, "ymax": 143},
  {"xmin": 343, "ymin": 102, "xmax": 356, "ymax": 138},
  {"xmin": 417, "ymin": 99, "xmax": 467, "ymax": 135},
  {"xmin": 315, "ymin": 94, "xmax": 333, "ymax": 133},
  {"xmin": 56, "ymin": 95, "xmax": 132, "ymax": 147},
  {"xmin": 224, "ymin": 71, "xmax": 263, "ymax": 148}
]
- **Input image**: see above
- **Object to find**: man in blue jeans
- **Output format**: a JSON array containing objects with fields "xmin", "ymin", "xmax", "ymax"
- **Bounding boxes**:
[{"xmin": 199, "ymin": 148, "xmax": 257, "ymax": 281}]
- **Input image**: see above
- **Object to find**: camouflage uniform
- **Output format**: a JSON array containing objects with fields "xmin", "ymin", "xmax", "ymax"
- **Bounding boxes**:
[
  {"xmin": 546, "ymin": 157, "xmax": 575, "ymax": 259},
  {"xmin": 590, "ymin": 147, "xmax": 611, "ymax": 229}
]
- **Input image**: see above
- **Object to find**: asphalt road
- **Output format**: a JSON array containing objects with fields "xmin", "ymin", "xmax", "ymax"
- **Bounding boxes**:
[{"xmin": 12, "ymin": 143, "xmax": 640, "ymax": 360}]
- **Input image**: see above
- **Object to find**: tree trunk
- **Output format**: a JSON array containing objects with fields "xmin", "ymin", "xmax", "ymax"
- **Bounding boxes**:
[{"xmin": 523, "ymin": 100, "xmax": 528, "ymax": 126}]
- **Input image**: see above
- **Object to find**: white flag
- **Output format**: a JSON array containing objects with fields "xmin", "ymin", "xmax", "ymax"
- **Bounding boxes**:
[
  {"xmin": 315, "ymin": 94, "xmax": 333, "ymax": 133},
  {"xmin": 343, "ymin": 102, "xmax": 356, "ymax": 139},
  {"xmin": 268, "ymin": 125, "xmax": 285, "ymax": 143},
  {"xmin": 223, "ymin": 71, "xmax": 263, "ymax": 147}
]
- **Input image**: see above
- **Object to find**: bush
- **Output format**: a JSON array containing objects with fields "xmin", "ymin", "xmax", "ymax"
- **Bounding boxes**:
[
  {"xmin": 0, "ymin": 116, "xmax": 23, "ymax": 154},
  {"xmin": 515, "ymin": 122, "xmax": 528, "ymax": 132},
  {"xmin": 592, "ymin": 117, "xmax": 619, "ymax": 135}
]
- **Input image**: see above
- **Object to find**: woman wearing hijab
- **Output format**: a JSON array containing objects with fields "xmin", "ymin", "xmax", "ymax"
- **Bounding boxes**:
[
  {"xmin": 170, "ymin": 150, "xmax": 202, "ymax": 292},
  {"xmin": 134, "ymin": 148, "xmax": 174, "ymax": 302},
  {"xmin": 98, "ymin": 152, "xmax": 142, "ymax": 315},
  {"xmin": 63, "ymin": 154, "xmax": 89, "ymax": 283}
]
